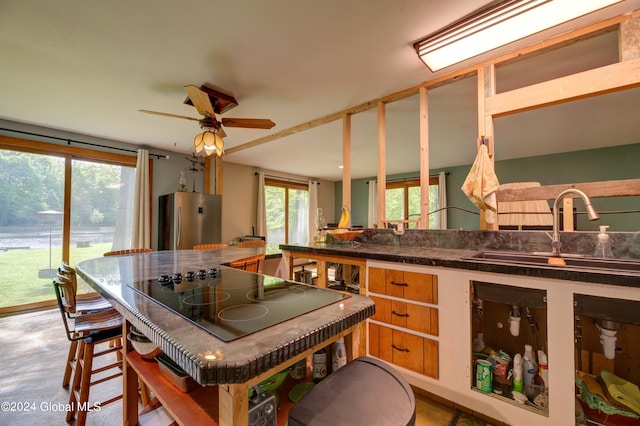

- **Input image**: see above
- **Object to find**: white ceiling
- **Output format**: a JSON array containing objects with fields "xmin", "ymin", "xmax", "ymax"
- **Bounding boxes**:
[{"xmin": 1, "ymin": 0, "xmax": 639, "ymax": 181}]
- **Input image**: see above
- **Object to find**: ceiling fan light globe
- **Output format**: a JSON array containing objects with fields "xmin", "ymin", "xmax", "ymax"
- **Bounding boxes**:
[
  {"xmin": 193, "ymin": 133, "xmax": 205, "ymax": 153},
  {"xmin": 193, "ymin": 130, "xmax": 223, "ymax": 156}
]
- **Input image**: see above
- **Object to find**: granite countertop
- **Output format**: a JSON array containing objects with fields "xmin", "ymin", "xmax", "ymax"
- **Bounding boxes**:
[
  {"xmin": 75, "ymin": 248, "xmax": 375, "ymax": 386},
  {"xmin": 280, "ymin": 229, "xmax": 640, "ymax": 288}
]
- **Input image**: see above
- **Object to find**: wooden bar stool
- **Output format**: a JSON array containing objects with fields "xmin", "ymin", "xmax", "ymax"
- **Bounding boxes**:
[
  {"xmin": 236, "ymin": 239, "xmax": 266, "ymax": 248},
  {"xmin": 103, "ymin": 248, "xmax": 152, "ymax": 256},
  {"xmin": 193, "ymin": 243, "xmax": 228, "ymax": 250},
  {"xmin": 53, "ymin": 276, "xmax": 124, "ymax": 425},
  {"xmin": 55, "ymin": 273, "xmax": 113, "ymax": 388},
  {"xmin": 58, "ymin": 263, "xmax": 112, "ymax": 315},
  {"xmin": 229, "ymin": 254, "xmax": 266, "ymax": 273}
]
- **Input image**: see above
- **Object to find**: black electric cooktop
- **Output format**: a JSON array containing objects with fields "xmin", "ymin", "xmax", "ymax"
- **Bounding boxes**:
[{"xmin": 128, "ymin": 267, "xmax": 350, "ymax": 342}]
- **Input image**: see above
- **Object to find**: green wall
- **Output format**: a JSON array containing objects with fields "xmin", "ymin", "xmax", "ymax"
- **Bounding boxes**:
[{"xmin": 336, "ymin": 143, "xmax": 640, "ymax": 231}]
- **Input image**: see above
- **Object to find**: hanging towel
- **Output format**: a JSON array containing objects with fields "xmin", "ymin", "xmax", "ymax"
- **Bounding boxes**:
[
  {"xmin": 461, "ymin": 144, "xmax": 500, "ymax": 223},
  {"xmin": 601, "ymin": 370, "xmax": 640, "ymax": 415}
]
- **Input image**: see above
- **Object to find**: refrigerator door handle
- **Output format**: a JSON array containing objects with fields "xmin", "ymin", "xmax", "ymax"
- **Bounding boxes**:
[{"xmin": 177, "ymin": 206, "xmax": 182, "ymax": 248}]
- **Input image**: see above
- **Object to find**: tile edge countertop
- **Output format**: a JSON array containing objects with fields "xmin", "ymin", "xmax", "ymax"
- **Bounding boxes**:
[
  {"xmin": 280, "ymin": 236, "xmax": 640, "ymax": 288},
  {"xmin": 75, "ymin": 248, "xmax": 375, "ymax": 386}
]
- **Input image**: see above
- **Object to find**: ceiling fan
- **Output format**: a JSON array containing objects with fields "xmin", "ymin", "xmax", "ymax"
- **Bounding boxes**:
[{"xmin": 139, "ymin": 85, "xmax": 275, "ymax": 156}]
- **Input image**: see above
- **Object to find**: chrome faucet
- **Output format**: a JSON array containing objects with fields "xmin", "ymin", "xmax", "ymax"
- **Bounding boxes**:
[{"xmin": 551, "ymin": 189, "xmax": 599, "ymax": 256}]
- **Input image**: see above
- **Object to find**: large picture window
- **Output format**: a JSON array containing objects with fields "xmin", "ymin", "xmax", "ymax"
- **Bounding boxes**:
[
  {"xmin": 0, "ymin": 136, "xmax": 137, "ymax": 312},
  {"xmin": 263, "ymin": 178, "xmax": 309, "ymax": 253}
]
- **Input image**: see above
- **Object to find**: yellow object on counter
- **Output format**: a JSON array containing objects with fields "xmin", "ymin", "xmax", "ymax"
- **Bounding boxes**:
[{"xmin": 601, "ymin": 370, "xmax": 640, "ymax": 415}]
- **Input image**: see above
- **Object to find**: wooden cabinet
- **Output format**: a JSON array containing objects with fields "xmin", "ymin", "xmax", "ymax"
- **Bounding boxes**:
[
  {"xmin": 367, "ymin": 265, "xmax": 439, "ymax": 379},
  {"xmin": 369, "ymin": 267, "xmax": 437, "ymax": 304}
]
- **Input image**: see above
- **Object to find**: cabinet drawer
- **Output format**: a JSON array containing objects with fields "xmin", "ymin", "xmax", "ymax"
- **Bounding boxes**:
[
  {"xmin": 370, "ymin": 296, "xmax": 438, "ymax": 336},
  {"xmin": 369, "ymin": 323, "xmax": 439, "ymax": 379},
  {"xmin": 369, "ymin": 267, "xmax": 438, "ymax": 304}
]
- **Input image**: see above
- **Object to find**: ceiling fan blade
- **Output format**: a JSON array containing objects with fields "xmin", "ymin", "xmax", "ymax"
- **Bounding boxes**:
[
  {"xmin": 221, "ymin": 118, "xmax": 276, "ymax": 129},
  {"xmin": 138, "ymin": 109, "xmax": 200, "ymax": 121},
  {"xmin": 218, "ymin": 127, "xmax": 227, "ymax": 138},
  {"xmin": 185, "ymin": 85, "xmax": 215, "ymax": 118}
]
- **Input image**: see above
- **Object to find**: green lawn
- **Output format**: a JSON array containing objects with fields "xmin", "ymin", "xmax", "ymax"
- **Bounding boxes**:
[{"xmin": 0, "ymin": 243, "xmax": 111, "ymax": 308}]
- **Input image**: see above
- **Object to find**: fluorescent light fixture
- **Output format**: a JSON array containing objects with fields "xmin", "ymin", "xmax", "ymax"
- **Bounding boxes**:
[{"xmin": 414, "ymin": 0, "xmax": 622, "ymax": 72}]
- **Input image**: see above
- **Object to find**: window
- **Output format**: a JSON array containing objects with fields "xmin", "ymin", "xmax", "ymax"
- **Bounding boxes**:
[
  {"xmin": 264, "ymin": 178, "xmax": 309, "ymax": 253},
  {"xmin": 0, "ymin": 136, "xmax": 137, "ymax": 312},
  {"xmin": 385, "ymin": 177, "xmax": 441, "ymax": 229}
]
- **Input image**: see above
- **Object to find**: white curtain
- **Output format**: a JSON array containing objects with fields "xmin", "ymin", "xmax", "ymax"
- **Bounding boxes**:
[
  {"xmin": 308, "ymin": 181, "xmax": 319, "ymax": 244},
  {"xmin": 131, "ymin": 149, "xmax": 151, "ymax": 249},
  {"xmin": 256, "ymin": 172, "xmax": 267, "ymax": 238},
  {"xmin": 367, "ymin": 180, "xmax": 378, "ymax": 228},
  {"xmin": 438, "ymin": 171, "xmax": 448, "ymax": 229}
]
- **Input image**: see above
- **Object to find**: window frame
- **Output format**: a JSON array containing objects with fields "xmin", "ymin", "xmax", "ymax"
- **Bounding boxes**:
[
  {"xmin": 386, "ymin": 177, "xmax": 439, "ymax": 222},
  {"xmin": 0, "ymin": 135, "xmax": 144, "ymax": 313},
  {"xmin": 264, "ymin": 177, "xmax": 308, "ymax": 246}
]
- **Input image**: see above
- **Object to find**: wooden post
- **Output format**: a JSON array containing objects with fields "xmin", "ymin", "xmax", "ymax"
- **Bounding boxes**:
[
  {"xmin": 620, "ymin": 12, "xmax": 640, "ymax": 61},
  {"xmin": 122, "ymin": 322, "xmax": 140, "ymax": 425},
  {"xmin": 477, "ymin": 64, "xmax": 498, "ymax": 230},
  {"xmin": 377, "ymin": 102, "xmax": 386, "ymax": 228},
  {"xmin": 342, "ymin": 114, "xmax": 352, "ymax": 214},
  {"xmin": 419, "ymin": 87, "xmax": 430, "ymax": 229}
]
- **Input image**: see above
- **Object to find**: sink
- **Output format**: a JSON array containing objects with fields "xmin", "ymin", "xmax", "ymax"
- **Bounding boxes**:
[{"xmin": 465, "ymin": 251, "xmax": 640, "ymax": 273}]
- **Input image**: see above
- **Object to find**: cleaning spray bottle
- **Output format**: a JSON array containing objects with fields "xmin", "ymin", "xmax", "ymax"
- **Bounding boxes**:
[
  {"xmin": 594, "ymin": 225, "xmax": 614, "ymax": 258},
  {"xmin": 523, "ymin": 344, "xmax": 538, "ymax": 398},
  {"xmin": 513, "ymin": 353, "xmax": 524, "ymax": 393},
  {"xmin": 537, "ymin": 350, "xmax": 548, "ymax": 389}
]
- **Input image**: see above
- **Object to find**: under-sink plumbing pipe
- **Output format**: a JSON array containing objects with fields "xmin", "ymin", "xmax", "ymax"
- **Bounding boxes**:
[
  {"xmin": 525, "ymin": 307, "xmax": 538, "ymax": 352},
  {"xmin": 575, "ymin": 316, "xmax": 583, "ymax": 371},
  {"xmin": 509, "ymin": 305, "xmax": 521, "ymax": 337},
  {"xmin": 596, "ymin": 319, "xmax": 621, "ymax": 360}
]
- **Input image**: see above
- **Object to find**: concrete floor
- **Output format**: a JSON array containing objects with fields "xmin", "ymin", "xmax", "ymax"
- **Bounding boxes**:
[{"xmin": 0, "ymin": 309, "xmax": 492, "ymax": 425}]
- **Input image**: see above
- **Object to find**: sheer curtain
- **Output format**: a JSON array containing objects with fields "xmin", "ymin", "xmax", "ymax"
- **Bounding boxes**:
[
  {"xmin": 131, "ymin": 149, "xmax": 151, "ymax": 249},
  {"xmin": 367, "ymin": 180, "xmax": 378, "ymax": 228},
  {"xmin": 256, "ymin": 172, "xmax": 267, "ymax": 238},
  {"xmin": 308, "ymin": 181, "xmax": 319, "ymax": 244},
  {"xmin": 437, "ymin": 171, "xmax": 447, "ymax": 229}
]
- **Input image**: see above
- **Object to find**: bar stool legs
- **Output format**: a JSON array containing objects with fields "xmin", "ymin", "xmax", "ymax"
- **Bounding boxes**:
[
  {"xmin": 66, "ymin": 328, "xmax": 123, "ymax": 425},
  {"xmin": 62, "ymin": 338, "xmax": 79, "ymax": 388}
]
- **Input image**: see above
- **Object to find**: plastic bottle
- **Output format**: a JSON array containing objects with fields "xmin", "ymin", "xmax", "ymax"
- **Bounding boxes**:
[
  {"xmin": 312, "ymin": 349, "xmax": 327, "ymax": 382},
  {"xmin": 509, "ymin": 305, "xmax": 521, "ymax": 337},
  {"xmin": 594, "ymin": 225, "xmax": 614, "ymax": 258},
  {"xmin": 523, "ymin": 344, "xmax": 538, "ymax": 398},
  {"xmin": 513, "ymin": 353, "xmax": 524, "ymax": 393},
  {"xmin": 290, "ymin": 358, "xmax": 307, "ymax": 379},
  {"xmin": 332, "ymin": 337, "xmax": 347, "ymax": 372},
  {"xmin": 537, "ymin": 350, "xmax": 548, "ymax": 389}
]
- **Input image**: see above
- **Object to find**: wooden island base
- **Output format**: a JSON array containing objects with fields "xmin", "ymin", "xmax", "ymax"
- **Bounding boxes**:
[{"xmin": 123, "ymin": 322, "xmax": 362, "ymax": 426}]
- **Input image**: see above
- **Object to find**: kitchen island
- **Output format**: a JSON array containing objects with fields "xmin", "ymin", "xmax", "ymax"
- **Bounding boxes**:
[{"xmin": 76, "ymin": 248, "xmax": 375, "ymax": 425}]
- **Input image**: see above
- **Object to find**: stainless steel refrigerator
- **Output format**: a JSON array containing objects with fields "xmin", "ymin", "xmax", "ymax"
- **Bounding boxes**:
[{"xmin": 158, "ymin": 192, "xmax": 221, "ymax": 250}]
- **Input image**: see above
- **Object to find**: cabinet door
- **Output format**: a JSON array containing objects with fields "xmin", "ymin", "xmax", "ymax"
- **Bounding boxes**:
[
  {"xmin": 369, "ymin": 267, "xmax": 386, "ymax": 294},
  {"xmin": 391, "ymin": 300, "xmax": 408, "ymax": 327},
  {"xmin": 370, "ymin": 296, "xmax": 392, "ymax": 323},
  {"xmin": 385, "ymin": 269, "xmax": 405, "ymax": 298},
  {"xmin": 404, "ymin": 271, "xmax": 437, "ymax": 304},
  {"xmin": 392, "ymin": 329, "xmax": 424, "ymax": 374},
  {"xmin": 369, "ymin": 323, "xmax": 394, "ymax": 364},
  {"xmin": 406, "ymin": 303, "xmax": 435, "ymax": 335},
  {"xmin": 423, "ymin": 338, "xmax": 439, "ymax": 379}
]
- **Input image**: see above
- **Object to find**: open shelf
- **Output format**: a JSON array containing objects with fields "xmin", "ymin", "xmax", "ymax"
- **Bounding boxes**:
[
  {"xmin": 126, "ymin": 351, "xmax": 218, "ymax": 425},
  {"xmin": 127, "ymin": 350, "xmax": 319, "ymax": 426}
]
